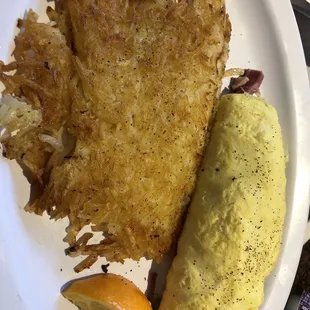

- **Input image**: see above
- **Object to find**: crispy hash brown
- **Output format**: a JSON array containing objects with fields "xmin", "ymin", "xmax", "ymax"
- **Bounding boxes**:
[
  {"xmin": 0, "ymin": 10, "xmax": 73, "ymax": 180},
  {"xmin": 0, "ymin": 1, "xmax": 230, "ymax": 271}
]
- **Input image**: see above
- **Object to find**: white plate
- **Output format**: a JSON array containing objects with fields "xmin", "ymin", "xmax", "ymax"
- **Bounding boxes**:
[{"xmin": 1, "ymin": 1, "xmax": 310, "ymax": 310}]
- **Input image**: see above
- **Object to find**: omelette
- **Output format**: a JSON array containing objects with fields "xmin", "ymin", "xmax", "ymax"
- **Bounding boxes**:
[
  {"xmin": 0, "ymin": 0, "xmax": 231, "ymax": 271},
  {"xmin": 160, "ymin": 94, "xmax": 286, "ymax": 310}
]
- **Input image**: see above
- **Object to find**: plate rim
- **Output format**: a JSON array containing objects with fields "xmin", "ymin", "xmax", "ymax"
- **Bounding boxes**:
[
  {"xmin": 0, "ymin": 0, "xmax": 310, "ymax": 309},
  {"xmin": 260, "ymin": 0, "xmax": 310, "ymax": 309}
]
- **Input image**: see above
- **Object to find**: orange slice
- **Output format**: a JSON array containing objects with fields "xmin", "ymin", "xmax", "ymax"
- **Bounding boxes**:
[{"xmin": 62, "ymin": 273, "xmax": 152, "ymax": 310}]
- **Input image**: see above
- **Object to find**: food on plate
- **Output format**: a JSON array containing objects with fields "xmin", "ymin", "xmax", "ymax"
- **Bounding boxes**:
[
  {"xmin": 230, "ymin": 69, "xmax": 264, "ymax": 94},
  {"xmin": 62, "ymin": 273, "xmax": 152, "ymax": 310},
  {"xmin": 0, "ymin": 0, "xmax": 231, "ymax": 271},
  {"xmin": 0, "ymin": 96, "xmax": 42, "ymax": 141},
  {"xmin": 43, "ymin": 0, "xmax": 230, "ymax": 270},
  {"xmin": 0, "ymin": 10, "xmax": 73, "ymax": 181},
  {"xmin": 160, "ymin": 94, "xmax": 287, "ymax": 310}
]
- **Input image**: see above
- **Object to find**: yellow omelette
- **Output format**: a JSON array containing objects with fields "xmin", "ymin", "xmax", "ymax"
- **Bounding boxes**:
[{"xmin": 160, "ymin": 94, "xmax": 286, "ymax": 310}]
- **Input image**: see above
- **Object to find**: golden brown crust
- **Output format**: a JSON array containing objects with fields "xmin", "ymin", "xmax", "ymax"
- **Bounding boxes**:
[
  {"xmin": 1, "ymin": 1, "xmax": 230, "ymax": 271},
  {"xmin": 0, "ymin": 10, "xmax": 73, "ymax": 179},
  {"xmin": 37, "ymin": 0, "xmax": 231, "ymax": 270}
]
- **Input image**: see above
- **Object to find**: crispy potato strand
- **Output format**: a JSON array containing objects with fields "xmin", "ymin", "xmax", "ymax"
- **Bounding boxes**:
[{"xmin": 1, "ymin": 1, "xmax": 231, "ymax": 271}]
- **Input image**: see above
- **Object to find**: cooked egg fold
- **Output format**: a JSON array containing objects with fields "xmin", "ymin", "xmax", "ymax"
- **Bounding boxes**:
[{"xmin": 160, "ymin": 94, "xmax": 286, "ymax": 310}]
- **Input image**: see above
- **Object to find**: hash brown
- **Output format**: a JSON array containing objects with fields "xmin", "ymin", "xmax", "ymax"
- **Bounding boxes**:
[{"xmin": 0, "ymin": 0, "xmax": 231, "ymax": 271}]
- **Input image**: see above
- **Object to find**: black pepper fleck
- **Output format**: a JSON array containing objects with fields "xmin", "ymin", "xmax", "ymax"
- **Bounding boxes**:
[
  {"xmin": 101, "ymin": 263, "xmax": 110, "ymax": 273},
  {"xmin": 44, "ymin": 61, "xmax": 50, "ymax": 70}
]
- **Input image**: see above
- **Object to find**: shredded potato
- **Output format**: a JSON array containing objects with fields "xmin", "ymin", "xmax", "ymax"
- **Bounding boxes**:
[
  {"xmin": 39, "ymin": 134, "xmax": 64, "ymax": 152},
  {"xmin": 37, "ymin": 0, "xmax": 231, "ymax": 271},
  {"xmin": 0, "ymin": 10, "xmax": 73, "ymax": 179},
  {"xmin": 224, "ymin": 68, "xmax": 246, "ymax": 77},
  {"xmin": 0, "ymin": 95, "xmax": 42, "ymax": 141},
  {"xmin": 0, "ymin": 0, "xmax": 231, "ymax": 271}
]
